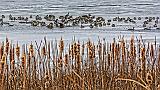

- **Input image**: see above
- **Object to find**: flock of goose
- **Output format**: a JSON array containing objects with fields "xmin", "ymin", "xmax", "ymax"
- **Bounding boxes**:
[{"xmin": 0, "ymin": 13, "xmax": 160, "ymax": 30}]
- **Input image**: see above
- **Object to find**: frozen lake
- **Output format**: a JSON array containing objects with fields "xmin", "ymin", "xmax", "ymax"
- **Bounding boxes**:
[
  {"xmin": 0, "ymin": 0, "xmax": 159, "ymax": 16},
  {"xmin": 0, "ymin": 0, "xmax": 160, "ymax": 44}
]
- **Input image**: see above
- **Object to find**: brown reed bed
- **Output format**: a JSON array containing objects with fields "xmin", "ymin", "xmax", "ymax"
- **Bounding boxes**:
[{"xmin": 0, "ymin": 36, "xmax": 160, "ymax": 90}]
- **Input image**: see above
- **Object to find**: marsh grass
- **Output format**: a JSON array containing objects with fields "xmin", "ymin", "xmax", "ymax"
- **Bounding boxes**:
[{"xmin": 0, "ymin": 35, "xmax": 159, "ymax": 90}]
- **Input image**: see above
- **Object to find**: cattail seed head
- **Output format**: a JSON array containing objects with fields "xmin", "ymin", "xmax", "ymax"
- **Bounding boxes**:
[
  {"xmin": 82, "ymin": 42, "xmax": 85, "ymax": 55},
  {"xmin": 21, "ymin": 53, "xmax": 26, "ymax": 67},
  {"xmin": 5, "ymin": 40, "xmax": 9, "ymax": 55},
  {"xmin": 0, "ymin": 42, "xmax": 4, "ymax": 59},
  {"xmin": 64, "ymin": 54, "xmax": 68, "ymax": 66},
  {"xmin": 29, "ymin": 43, "xmax": 34, "ymax": 56},
  {"xmin": 16, "ymin": 42, "xmax": 20, "ymax": 58},
  {"xmin": 150, "ymin": 44, "xmax": 154, "ymax": 59},
  {"xmin": 1, "ymin": 54, "xmax": 6, "ymax": 65},
  {"xmin": 59, "ymin": 37, "xmax": 64, "ymax": 54},
  {"xmin": 41, "ymin": 46, "xmax": 46, "ymax": 56}
]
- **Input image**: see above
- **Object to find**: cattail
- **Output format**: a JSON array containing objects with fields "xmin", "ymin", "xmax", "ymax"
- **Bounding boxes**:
[
  {"xmin": 41, "ymin": 46, "xmax": 46, "ymax": 56},
  {"xmin": 1, "ymin": 54, "xmax": 6, "ymax": 65},
  {"xmin": 48, "ymin": 41, "xmax": 51, "ymax": 59},
  {"xmin": 108, "ymin": 53, "xmax": 111, "ymax": 69},
  {"xmin": 82, "ymin": 42, "xmax": 85, "ymax": 55},
  {"xmin": 28, "ymin": 51, "xmax": 31, "ymax": 65},
  {"xmin": 5, "ymin": 37, "xmax": 9, "ymax": 55},
  {"xmin": 9, "ymin": 44, "xmax": 13, "ymax": 64},
  {"xmin": 16, "ymin": 42, "xmax": 20, "ymax": 58},
  {"xmin": 21, "ymin": 53, "xmax": 26, "ymax": 67},
  {"xmin": 130, "ymin": 35, "xmax": 134, "ymax": 56},
  {"xmin": 77, "ymin": 41, "xmax": 80, "ymax": 54},
  {"xmin": 141, "ymin": 47, "xmax": 145, "ymax": 63},
  {"xmin": 0, "ymin": 35, "xmax": 160, "ymax": 89},
  {"xmin": 58, "ymin": 56, "xmax": 63, "ymax": 67},
  {"xmin": 59, "ymin": 37, "xmax": 64, "ymax": 56},
  {"xmin": 29, "ymin": 43, "xmax": 34, "ymax": 57},
  {"xmin": 73, "ymin": 42, "xmax": 77, "ymax": 57},
  {"xmin": 112, "ymin": 39, "xmax": 115, "ymax": 77},
  {"xmin": 141, "ymin": 47, "xmax": 146, "ymax": 79},
  {"xmin": 93, "ymin": 44, "xmax": 95, "ymax": 59},
  {"xmin": 68, "ymin": 44, "xmax": 71, "ymax": 60},
  {"xmin": 121, "ymin": 38, "xmax": 125, "ymax": 67},
  {"xmin": 0, "ymin": 54, "xmax": 6, "ymax": 77},
  {"xmin": 89, "ymin": 45, "xmax": 93, "ymax": 60},
  {"xmin": 158, "ymin": 47, "xmax": 160, "ymax": 66},
  {"xmin": 0, "ymin": 42, "xmax": 4, "ymax": 59},
  {"xmin": 76, "ymin": 53, "xmax": 81, "ymax": 74},
  {"xmin": 133, "ymin": 45, "xmax": 136, "ymax": 58},
  {"xmin": 150, "ymin": 44, "xmax": 154, "ymax": 61},
  {"xmin": 64, "ymin": 54, "xmax": 68, "ymax": 66},
  {"xmin": 71, "ymin": 44, "xmax": 74, "ymax": 59},
  {"xmin": 12, "ymin": 45, "xmax": 15, "ymax": 65}
]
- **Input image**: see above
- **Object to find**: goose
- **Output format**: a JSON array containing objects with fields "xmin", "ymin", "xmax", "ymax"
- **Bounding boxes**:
[
  {"xmin": 18, "ymin": 16, "xmax": 22, "ymax": 20},
  {"xmin": 155, "ymin": 19, "xmax": 158, "ymax": 24},
  {"xmin": 113, "ymin": 17, "xmax": 117, "ymax": 21},
  {"xmin": 47, "ymin": 23, "xmax": 53, "ymax": 29},
  {"xmin": 59, "ymin": 23, "xmax": 64, "ymax": 28},
  {"xmin": 24, "ymin": 17, "xmax": 28, "ymax": 22},
  {"xmin": 0, "ymin": 18, "xmax": 3, "ymax": 25},
  {"xmin": 145, "ymin": 17, "xmax": 149, "ymax": 19},
  {"xmin": 30, "ymin": 15, "xmax": 32, "ymax": 18},
  {"xmin": 144, "ymin": 21, "xmax": 148, "ymax": 24},
  {"xmin": 118, "ymin": 18, "xmax": 123, "ymax": 22},
  {"xmin": 124, "ymin": 20, "xmax": 128, "ymax": 23},
  {"xmin": 94, "ymin": 22, "xmax": 98, "ymax": 27},
  {"xmin": 103, "ymin": 22, "xmax": 106, "ymax": 26},
  {"xmin": 48, "ymin": 15, "xmax": 55, "ymax": 21},
  {"xmin": 9, "ymin": 23, "xmax": 14, "ymax": 26},
  {"xmin": 99, "ymin": 22, "xmax": 102, "ymax": 27},
  {"xmin": 152, "ymin": 17, "xmax": 155, "ymax": 20},
  {"xmin": 21, "ymin": 17, "xmax": 25, "ymax": 20},
  {"xmin": 59, "ymin": 16, "xmax": 64, "ymax": 20},
  {"xmin": 9, "ymin": 14, "xmax": 13, "ymax": 20},
  {"xmin": 111, "ymin": 24, "xmax": 115, "ymax": 27},
  {"xmin": 108, "ymin": 19, "xmax": 111, "ymax": 22},
  {"xmin": 156, "ymin": 17, "xmax": 159, "ymax": 20},
  {"xmin": 144, "ymin": 28, "xmax": 151, "ymax": 30},
  {"xmin": 65, "ymin": 12, "xmax": 70, "ymax": 19},
  {"xmin": 36, "ymin": 15, "xmax": 42, "ymax": 20},
  {"xmin": 80, "ymin": 24, "xmax": 84, "ymax": 28},
  {"xmin": 122, "ymin": 17, "xmax": 125, "ymax": 20},
  {"xmin": 148, "ymin": 18, "xmax": 152, "ymax": 22},
  {"xmin": 153, "ymin": 24, "xmax": 157, "ymax": 27},
  {"xmin": 40, "ymin": 22, "xmax": 46, "ymax": 26},
  {"xmin": 128, "ymin": 27, "xmax": 135, "ymax": 31},
  {"xmin": 143, "ymin": 23, "xmax": 146, "ymax": 27},
  {"xmin": 107, "ymin": 22, "xmax": 110, "ymax": 26},
  {"xmin": 44, "ymin": 15, "xmax": 48, "ymax": 20},
  {"xmin": 138, "ymin": 17, "xmax": 141, "ymax": 20},
  {"xmin": 31, "ymin": 20, "xmax": 39, "ymax": 26},
  {"xmin": 89, "ymin": 24, "xmax": 94, "ymax": 28},
  {"xmin": 68, "ymin": 15, "xmax": 73, "ymax": 20},
  {"xmin": 13, "ymin": 17, "xmax": 17, "ymax": 21},
  {"xmin": 2, "ymin": 15, "xmax": 5, "ymax": 18},
  {"xmin": 156, "ymin": 27, "xmax": 160, "ymax": 30},
  {"xmin": 133, "ymin": 17, "xmax": 137, "ymax": 20}
]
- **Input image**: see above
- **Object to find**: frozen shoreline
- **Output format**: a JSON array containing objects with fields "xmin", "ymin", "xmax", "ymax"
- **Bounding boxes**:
[{"xmin": 0, "ymin": 26, "xmax": 159, "ymax": 46}]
